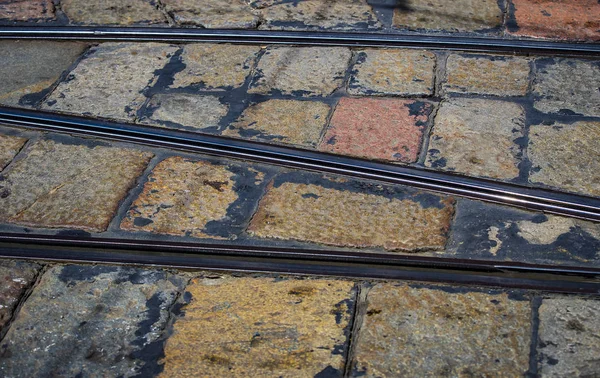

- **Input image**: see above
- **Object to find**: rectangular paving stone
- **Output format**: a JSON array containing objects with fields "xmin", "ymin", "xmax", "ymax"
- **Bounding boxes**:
[
  {"xmin": 224, "ymin": 99, "xmax": 330, "ymax": 147},
  {"xmin": 393, "ymin": 0, "xmax": 503, "ymax": 32},
  {"xmin": 43, "ymin": 43, "xmax": 177, "ymax": 121},
  {"xmin": 0, "ymin": 0, "xmax": 54, "ymax": 21},
  {"xmin": 163, "ymin": 0, "xmax": 258, "ymax": 28},
  {"xmin": 0, "ymin": 260, "xmax": 41, "ymax": 332},
  {"xmin": 0, "ymin": 139, "xmax": 153, "ymax": 232},
  {"xmin": 426, "ymin": 98, "xmax": 525, "ymax": 180},
  {"xmin": 61, "ymin": 0, "xmax": 166, "ymax": 25},
  {"xmin": 0, "ymin": 264, "xmax": 186, "ymax": 377},
  {"xmin": 319, "ymin": 98, "xmax": 432, "ymax": 163},
  {"xmin": 249, "ymin": 46, "xmax": 352, "ymax": 96},
  {"xmin": 538, "ymin": 297, "xmax": 600, "ymax": 376},
  {"xmin": 348, "ymin": 49, "xmax": 435, "ymax": 96},
  {"xmin": 247, "ymin": 175, "xmax": 455, "ymax": 251},
  {"xmin": 172, "ymin": 43, "xmax": 261, "ymax": 90},
  {"xmin": 529, "ymin": 122, "xmax": 600, "ymax": 197},
  {"xmin": 0, "ymin": 134, "xmax": 27, "ymax": 171},
  {"xmin": 351, "ymin": 284, "xmax": 531, "ymax": 377},
  {"xmin": 533, "ymin": 58, "xmax": 600, "ymax": 117},
  {"xmin": 121, "ymin": 156, "xmax": 267, "ymax": 239},
  {"xmin": 443, "ymin": 54, "xmax": 531, "ymax": 96},
  {"xmin": 160, "ymin": 276, "xmax": 355, "ymax": 377}
]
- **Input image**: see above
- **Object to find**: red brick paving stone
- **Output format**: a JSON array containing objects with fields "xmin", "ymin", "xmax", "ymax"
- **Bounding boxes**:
[
  {"xmin": 0, "ymin": 0, "xmax": 54, "ymax": 21},
  {"xmin": 61, "ymin": 0, "xmax": 166, "ymax": 25},
  {"xmin": 0, "ymin": 134, "xmax": 27, "ymax": 171},
  {"xmin": 0, "ymin": 260, "xmax": 41, "ymax": 331},
  {"xmin": 163, "ymin": 0, "xmax": 259, "ymax": 28},
  {"xmin": 319, "ymin": 98, "xmax": 431, "ymax": 164},
  {"xmin": 510, "ymin": 0, "xmax": 600, "ymax": 41}
]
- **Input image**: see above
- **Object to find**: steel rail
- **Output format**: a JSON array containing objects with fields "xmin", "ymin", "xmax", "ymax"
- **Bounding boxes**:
[{"xmin": 0, "ymin": 26, "xmax": 599, "ymax": 56}]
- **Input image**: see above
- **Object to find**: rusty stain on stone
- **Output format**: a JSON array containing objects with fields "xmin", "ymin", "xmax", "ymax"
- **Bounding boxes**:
[
  {"xmin": 163, "ymin": 0, "xmax": 259, "ymax": 28},
  {"xmin": 0, "ymin": 134, "xmax": 27, "ymax": 171},
  {"xmin": 61, "ymin": 0, "xmax": 166, "ymax": 25}
]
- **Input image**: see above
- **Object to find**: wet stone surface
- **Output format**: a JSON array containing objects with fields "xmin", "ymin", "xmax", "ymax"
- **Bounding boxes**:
[
  {"xmin": 163, "ymin": 0, "xmax": 258, "ymax": 28},
  {"xmin": 0, "ymin": 134, "xmax": 27, "ymax": 171},
  {"xmin": 426, "ymin": 98, "xmax": 525, "ymax": 180},
  {"xmin": 319, "ymin": 98, "xmax": 431, "ymax": 163},
  {"xmin": 0, "ymin": 260, "xmax": 41, "ymax": 331},
  {"xmin": 61, "ymin": 0, "xmax": 166, "ymax": 25},
  {"xmin": 0, "ymin": 265, "xmax": 187, "ymax": 377},
  {"xmin": 0, "ymin": 139, "xmax": 152, "ymax": 232},
  {"xmin": 0, "ymin": 0, "xmax": 54, "ymax": 21},
  {"xmin": 352, "ymin": 283, "xmax": 531, "ymax": 377},
  {"xmin": 161, "ymin": 276, "xmax": 355, "ymax": 377},
  {"xmin": 348, "ymin": 49, "xmax": 436, "ymax": 96}
]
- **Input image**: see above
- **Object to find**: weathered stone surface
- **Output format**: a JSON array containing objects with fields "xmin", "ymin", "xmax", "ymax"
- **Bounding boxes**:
[
  {"xmin": 511, "ymin": 0, "xmax": 600, "ymax": 41},
  {"xmin": 319, "ymin": 98, "xmax": 431, "ymax": 163},
  {"xmin": 0, "ymin": 0, "xmax": 54, "ymax": 21},
  {"xmin": 393, "ymin": 0, "xmax": 503, "ymax": 32},
  {"xmin": 122, "ymin": 156, "xmax": 266, "ymax": 239},
  {"xmin": 0, "ymin": 139, "xmax": 152, "ymax": 231},
  {"xmin": 161, "ymin": 276, "xmax": 354, "ymax": 377},
  {"xmin": 426, "ymin": 98, "xmax": 525, "ymax": 180},
  {"xmin": 224, "ymin": 100, "xmax": 330, "ymax": 147},
  {"xmin": 249, "ymin": 46, "xmax": 351, "ymax": 96},
  {"xmin": 533, "ymin": 58, "xmax": 600, "ymax": 117},
  {"xmin": 0, "ymin": 41, "xmax": 87, "ymax": 107},
  {"xmin": 43, "ymin": 43, "xmax": 177, "ymax": 121},
  {"xmin": 139, "ymin": 93, "xmax": 228, "ymax": 131},
  {"xmin": 0, "ymin": 134, "xmax": 27, "ymax": 171},
  {"xmin": 352, "ymin": 284, "xmax": 531, "ymax": 377},
  {"xmin": 0, "ymin": 261, "xmax": 41, "ymax": 331},
  {"xmin": 61, "ymin": 0, "xmax": 166, "ymax": 25},
  {"xmin": 444, "ymin": 54, "xmax": 531, "ymax": 96},
  {"xmin": 172, "ymin": 44, "xmax": 261, "ymax": 89},
  {"xmin": 0, "ymin": 265, "xmax": 186, "ymax": 377},
  {"xmin": 163, "ymin": 0, "xmax": 258, "ymax": 28},
  {"xmin": 248, "ymin": 176, "xmax": 455, "ymax": 251},
  {"xmin": 348, "ymin": 49, "xmax": 435, "ymax": 96},
  {"xmin": 528, "ymin": 122, "xmax": 600, "ymax": 197},
  {"xmin": 257, "ymin": 0, "xmax": 381, "ymax": 31},
  {"xmin": 538, "ymin": 297, "xmax": 600, "ymax": 377}
]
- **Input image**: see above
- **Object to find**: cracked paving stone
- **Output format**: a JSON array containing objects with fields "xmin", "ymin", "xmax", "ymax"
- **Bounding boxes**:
[
  {"xmin": 121, "ymin": 156, "xmax": 266, "ymax": 239},
  {"xmin": 163, "ymin": 0, "xmax": 258, "ymax": 28},
  {"xmin": 0, "ymin": 41, "xmax": 87, "ymax": 108},
  {"xmin": 43, "ymin": 43, "xmax": 177, "ymax": 121},
  {"xmin": 319, "ymin": 98, "xmax": 431, "ymax": 163},
  {"xmin": 249, "ymin": 46, "xmax": 352, "ymax": 96},
  {"xmin": 0, "ymin": 0, "xmax": 54, "ymax": 21},
  {"xmin": 0, "ymin": 260, "xmax": 42, "ymax": 331},
  {"xmin": 61, "ymin": 0, "xmax": 166, "ymax": 25},
  {"xmin": 528, "ymin": 122, "xmax": 600, "ymax": 197},
  {"xmin": 538, "ymin": 297, "xmax": 600, "ymax": 377},
  {"xmin": 0, "ymin": 134, "xmax": 27, "ymax": 171},
  {"xmin": 426, "ymin": 98, "xmax": 525, "ymax": 180},
  {"xmin": 172, "ymin": 43, "xmax": 261, "ymax": 90},
  {"xmin": 348, "ymin": 49, "xmax": 435, "ymax": 96},
  {"xmin": 443, "ymin": 54, "xmax": 531, "ymax": 96},
  {"xmin": 160, "ymin": 276, "xmax": 354, "ymax": 377},
  {"xmin": 223, "ymin": 99, "xmax": 330, "ymax": 147},
  {"xmin": 0, "ymin": 264, "xmax": 187, "ymax": 377},
  {"xmin": 247, "ymin": 177, "xmax": 455, "ymax": 251},
  {"xmin": 0, "ymin": 139, "xmax": 153, "ymax": 232},
  {"xmin": 533, "ymin": 58, "xmax": 600, "ymax": 117},
  {"xmin": 352, "ymin": 284, "xmax": 531, "ymax": 377},
  {"xmin": 392, "ymin": 0, "xmax": 503, "ymax": 32}
]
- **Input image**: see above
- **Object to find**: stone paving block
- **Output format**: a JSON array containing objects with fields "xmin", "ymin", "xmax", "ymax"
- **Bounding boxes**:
[
  {"xmin": 426, "ymin": 98, "xmax": 525, "ymax": 180},
  {"xmin": 352, "ymin": 284, "xmax": 531, "ymax": 377},
  {"xmin": 249, "ymin": 46, "xmax": 352, "ymax": 96},
  {"xmin": 61, "ymin": 0, "xmax": 166, "ymax": 25},
  {"xmin": 0, "ymin": 139, "xmax": 152, "ymax": 231},
  {"xmin": 172, "ymin": 43, "xmax": 261, "ymax": 89},
  {"xmin": 122, "ymin": 156, "xmax": 266, "ymax": 239},
  {"xmin": 163, "ymin": 0, "xmax": 258, "ymax": 28},
  {"xmin": 0, "ymin": 264, "xmax": 186, "ymax": 377},
  {"xmin": 528, "ymin": 122, "xmax": 600, "ymax": 197},
  {"xmin": 248, "ymin": 175, "xmax": 455, "ymax": 251},
  {"xmin": 0, "ymin": 0, "xmax": 54, "ymax": 21},
  {"xmin": 224, "ymin": 99, "xmax": 330, "ymax": 147},
  {"xmin": 0, "ymin": 134, "xmax": 27, "ymax": 171},
  {"xmin": 533, "ymin": 58, "xmax": 600, "ymax": 117},
  {"xmin": 0, "ymin": 260, "xmax": 41, "ymax": 331},
  {"xmin": 511, "ymin": 0, "xmax": 600, "ymax": 41},
  {"xmin": 319, "ymin": 98, "xmax": 431, "ymax": 163},
  {"xmin": 348, "ymin": 49, "xmax": 435, "ymax": 96},
  {"xmin": 393, "ymin": 0, "xmax": 503, "ymax": 32},
  {"xmin": 43, "ymin": 43, "xmax": 177, "ymax": 121},
  {"xmin": 538, "ymin": 297, "xmax": 600, "ymax": 376},
  {"xmin": 139, "ymin": 93, "xmax": 228, "ymax": 131},
  {"xmin": 0, "ymin": 41, "xmax": 87, "ymax": 107},
  {"xmin": 443, "ymin": 54, "xmax": 531, "ymax": 96},
  {"xmin": 161, "ymin": 276, "xmax": 355, "ymax": 377},
  {"xmin": 257, "ymin": 0, "xmax": 381, "ymax": 31}
]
